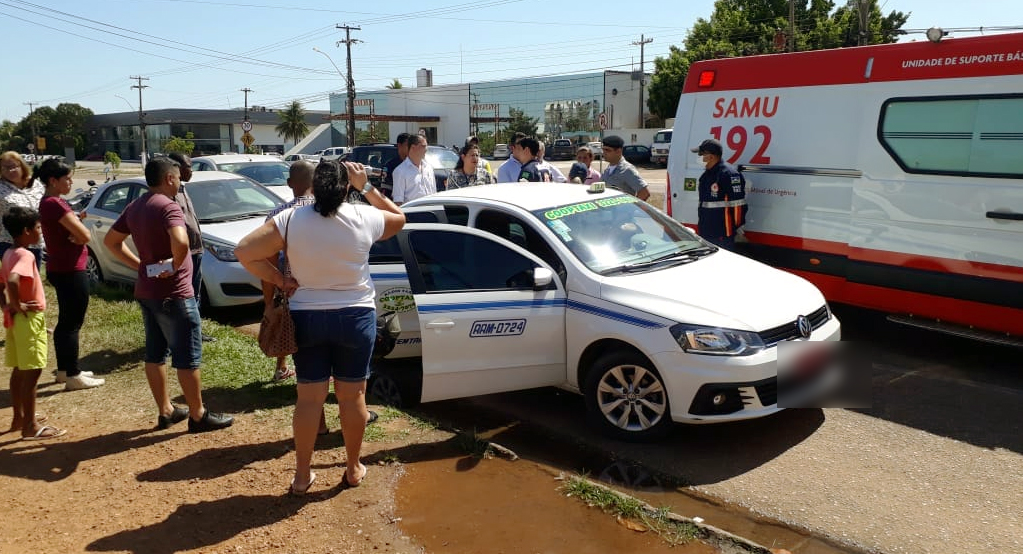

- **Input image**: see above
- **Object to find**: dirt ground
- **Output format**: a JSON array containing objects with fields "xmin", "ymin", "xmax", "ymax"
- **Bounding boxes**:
[{"xmin": 0, "ymin": 372, "xmax": 445, "ymax": 554}]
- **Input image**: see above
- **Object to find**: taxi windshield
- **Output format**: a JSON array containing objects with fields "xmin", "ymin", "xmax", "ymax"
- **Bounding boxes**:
[{"xmin": 531, "ymin": 194, "xmax": 709, "ymax": 274}]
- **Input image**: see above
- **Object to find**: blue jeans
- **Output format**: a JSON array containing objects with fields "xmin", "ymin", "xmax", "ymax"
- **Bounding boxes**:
[
  {"xmin": 191, "ymin": 252, "xmax": 203, "ymax": 306},
  {"xmin": 138, "ymin": 297, "xmax": 203, "ymax": 369},
  {"xmin": 291, "ymin": 307, "xmax": 376, "ymax": 384}
]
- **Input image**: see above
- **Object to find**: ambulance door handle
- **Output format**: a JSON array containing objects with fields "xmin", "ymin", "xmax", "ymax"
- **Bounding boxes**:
[
  {"xmin": 425, "ymin": 320, "xmax": 455, "ymax": 330},
  {"xmin": 986, "ymin": 211, "xmax": 1023, "ymax": 221}
]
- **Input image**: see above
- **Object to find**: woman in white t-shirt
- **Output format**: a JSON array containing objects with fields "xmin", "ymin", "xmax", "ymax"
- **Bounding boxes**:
[{"xmin": 237, "ymin": 160, "xmax": 405, "ymax": 495}]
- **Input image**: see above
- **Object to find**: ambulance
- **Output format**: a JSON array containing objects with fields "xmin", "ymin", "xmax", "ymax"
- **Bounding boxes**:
[{"xmin": 666, "ymin": 32, "xmax": 1023, "ymax": 344}]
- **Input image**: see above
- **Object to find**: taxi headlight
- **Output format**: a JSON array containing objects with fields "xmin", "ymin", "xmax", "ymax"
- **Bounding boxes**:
[
  {"xmin": 205, "ymin": 238, "xmax": 238, "ymax": 262},
  {"xmin": 670, "ymin": 323, "xmax": 765, "ymax": 356}
]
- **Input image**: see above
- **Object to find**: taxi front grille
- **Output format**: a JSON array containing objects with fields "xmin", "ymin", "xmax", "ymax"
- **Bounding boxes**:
[{"xmin": 758, "ymin": 305, "xmax": 830, "ymax": 346}]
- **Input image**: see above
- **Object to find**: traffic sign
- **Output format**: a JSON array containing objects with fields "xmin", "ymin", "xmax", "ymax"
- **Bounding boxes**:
[
  {"xmin": 240, "ymin": 132, "xmax": 255, "ymax": 148},
  {"xmin": 241, "ymin": 120, "xmax": 253, "ymax": 132},
  {"xmin": 27, "ymin": 143, "xmax": 35, "ymax": 152},
  {"xmin": 598, "ymin": 112, "xmax": 608, "ymax": 130}
]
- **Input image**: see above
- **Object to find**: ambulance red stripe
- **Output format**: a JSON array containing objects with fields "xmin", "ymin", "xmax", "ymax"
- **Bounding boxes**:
[{"xmin": 684, "ymin": 33, "xmax": 1023, "ymax": 93}]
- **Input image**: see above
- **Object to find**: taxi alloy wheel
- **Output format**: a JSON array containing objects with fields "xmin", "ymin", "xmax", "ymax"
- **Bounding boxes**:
[{"xmin": 584, "ymin": 351, "xmax": 672, "ymax": 442}]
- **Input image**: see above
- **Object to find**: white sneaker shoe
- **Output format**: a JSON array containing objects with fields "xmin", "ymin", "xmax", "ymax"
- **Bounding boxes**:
[
  {"xmin": 64, "ymin": 374, "xmax": 105, "ymax": 391},
  {"xmin": 56, "ymin": 370, "xmax": 95, "ymax": 384}
]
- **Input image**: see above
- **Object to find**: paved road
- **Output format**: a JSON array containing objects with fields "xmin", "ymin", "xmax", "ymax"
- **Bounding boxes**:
[{"xmin": 415, "ymin": 304, "xmax": 1023, "ymax": 554}]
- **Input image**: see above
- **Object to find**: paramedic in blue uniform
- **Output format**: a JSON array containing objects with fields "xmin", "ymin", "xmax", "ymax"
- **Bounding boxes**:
[{"xmin": 693, "ymin": 138, "xmax": 747, "ymax": 250}]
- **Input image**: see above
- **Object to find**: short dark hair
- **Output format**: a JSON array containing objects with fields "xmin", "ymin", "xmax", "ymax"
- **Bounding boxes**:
[
  {"xmin": 601, "ymin": 135, "xmax": 625, "ymax": 149},
  {"xmin": 407, "ymin": 134, "xmax": 426, "ymax": 147},
  {"xmin": 395, "ymin": 132, "xmax": 411, "ymax": 147},
  {"xmin": 2, "ymin": 206, "xmax": 40, "ymax": 238},
  {"xmin": 167, "ymin": 152, "xmax": 191, "ymax": 167},
  {"xmin": 465, "ymin": 135, "xmax": 479, "ymax": 146},
  {"xmin": 145, "ymin": 157, "xmax": 180, "ymax": 188},
  {"xmin": 518, "ymin": 137, "xmax": 539, "ymax": 156},
  {"xmin": 510, "ymin": 132, "xmax": 527, "ymax": 146}
]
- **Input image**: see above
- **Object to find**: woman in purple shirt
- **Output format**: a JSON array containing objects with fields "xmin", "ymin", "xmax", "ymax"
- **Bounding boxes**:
[{"xmin": 36, "ymin": 158, "xmax": 104, "ymax": 391}]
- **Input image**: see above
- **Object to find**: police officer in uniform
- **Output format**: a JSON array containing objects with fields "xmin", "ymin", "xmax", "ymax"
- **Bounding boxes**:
[{"xmin": 692, "ymin": 139, "xmax": 747, "ymax": 250}]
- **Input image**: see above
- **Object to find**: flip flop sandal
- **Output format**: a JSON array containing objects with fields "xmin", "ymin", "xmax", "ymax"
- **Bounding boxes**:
[
  {"xmin": 289, "ymin": 472, "xmax": 316, "ymax": 496},
  {"xmin": 273, "ymin": 367, "xmax": 296, "ymax": 381},
  {"xmin": 343, "ymin": 465, "xmax": 366, "ymax": 489},
  {"xmin": 23, "ymin": 425, "xmax": 67, "ymax": 441}
]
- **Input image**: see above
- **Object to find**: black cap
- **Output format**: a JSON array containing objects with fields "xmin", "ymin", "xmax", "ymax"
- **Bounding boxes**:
[
  {"xmin": 691, "ymin": 138, "xmax": 723, "ymax": 156},
  {"xmin": 568, "ymin": 162, "xmax": 589, "ymax": 182},
  {"xmin": 601, "ymin": 135, "xmax": 624, "ymax": 149},
  {"xmin": 465, "ymin": 135, "xmax": 479, "ymax": 146}
]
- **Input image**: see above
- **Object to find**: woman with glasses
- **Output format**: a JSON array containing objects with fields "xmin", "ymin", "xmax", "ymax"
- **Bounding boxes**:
[{"xmin": 0, "ymin": 152, "xmax": 45, "ymax": 265}]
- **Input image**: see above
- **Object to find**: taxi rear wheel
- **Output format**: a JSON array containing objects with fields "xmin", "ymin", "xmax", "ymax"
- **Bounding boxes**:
[
  {"xmin": 367, "ymin": 362, "xmax": 421, "ymax": 408},
  {"xmin": 583, "ymin": 351, "xmax": 672, "ymax": 442},
  {"xmin": 85, "ymin": 249, "xmax": 103, "ymax": 287}
]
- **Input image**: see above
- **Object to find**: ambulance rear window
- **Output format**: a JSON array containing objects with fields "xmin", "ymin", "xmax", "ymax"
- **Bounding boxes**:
[{"xmin": 879, "ymin": 95, "xmax": 1023, "ymax": 179}]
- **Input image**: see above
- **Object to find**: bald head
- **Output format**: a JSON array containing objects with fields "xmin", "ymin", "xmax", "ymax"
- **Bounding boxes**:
[{"xmin": 288, "ymin": 160, "xmax": 315, "ymax": 195}]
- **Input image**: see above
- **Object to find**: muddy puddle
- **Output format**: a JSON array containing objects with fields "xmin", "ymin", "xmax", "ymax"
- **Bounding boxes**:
[
  {"xmin": 397, "ymin": 401, "xmax": 862, "ymax": 554},
  {"xmin": 397, "ymin": 453, "xmax": 718, "ymax": 554}
]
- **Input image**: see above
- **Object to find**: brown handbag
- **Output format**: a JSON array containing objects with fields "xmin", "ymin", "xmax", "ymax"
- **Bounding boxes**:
[{"xmin": 257, "ymin": 213, "xmax": 298, "ymax": 357}]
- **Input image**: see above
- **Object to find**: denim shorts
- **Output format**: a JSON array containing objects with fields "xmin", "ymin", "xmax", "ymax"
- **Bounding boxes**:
[
  {"xmin": 291, "ymin": 306, "xmax": 375, "ymax": 384},
  {"xmin": 138, "ymin": 297, "xmax": 202, "ymax": 369}
]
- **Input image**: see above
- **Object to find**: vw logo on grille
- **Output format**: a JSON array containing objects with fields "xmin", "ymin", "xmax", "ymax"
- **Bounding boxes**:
[{"xmin": 796, "ymin": 315, "xmax": 812, "ymax": 338}]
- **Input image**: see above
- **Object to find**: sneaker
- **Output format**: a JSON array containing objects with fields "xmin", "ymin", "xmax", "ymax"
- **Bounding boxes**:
[
  {"xmin": 201, "ymin": 333, "xmax": 217, "ymax": 343},
  {"xmin": 188, "ymin": 408, "xmax": 234, "ymax": 433},
  {"xmin": 56, "ymin": 370, "xmax": 95, "ymax": 384},
  {"xmin": 64, "ymin": 374, "xmax": 105, "ymax": 391},
  {"xmin": 157, "ymin": 406, "xmax": 189, "ymax": 430}
]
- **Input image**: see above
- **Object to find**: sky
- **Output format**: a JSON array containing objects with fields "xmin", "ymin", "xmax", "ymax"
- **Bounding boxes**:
[{"xmin": 1, "ymin": 0, "xmax": 1021, "ymax": 122}]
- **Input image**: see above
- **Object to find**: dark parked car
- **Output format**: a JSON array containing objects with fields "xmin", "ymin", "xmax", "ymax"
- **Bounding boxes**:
[
  {"xmin": 549, "ymin": 139, "xmax": 575, "ymax": 160},
  {"xmin": 623, "ymin": 145, "xmax": 652, "ymax": 165},
  {"xmin": 346, "ymin": 144, "xmax": 456, "ymax": 192}
]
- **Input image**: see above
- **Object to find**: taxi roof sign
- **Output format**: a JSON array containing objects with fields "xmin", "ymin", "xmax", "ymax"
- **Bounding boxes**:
[{"xmin": 587, "ymin": 181, "xmax": 606, "ymax": 194}]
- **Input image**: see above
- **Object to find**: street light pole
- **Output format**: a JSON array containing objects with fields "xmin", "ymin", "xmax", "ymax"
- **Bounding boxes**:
[{"xmin": 314, "ymin": 46, "xmax": 353, "ymax": 146}]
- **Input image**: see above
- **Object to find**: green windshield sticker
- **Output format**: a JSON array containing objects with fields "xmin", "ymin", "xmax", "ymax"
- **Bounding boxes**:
[
  {"xmin": 595, "ymin": 196, "xmax": 638, "ymax": 208},
  {"xmin": 544, "ymin": 202, "xmax": 598, "ymax": 220}
]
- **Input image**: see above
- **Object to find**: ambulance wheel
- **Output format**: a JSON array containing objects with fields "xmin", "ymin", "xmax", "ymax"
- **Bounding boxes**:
[{"xmin": 584, "ymin": 351, "xmax": 672, "ymax": 442}]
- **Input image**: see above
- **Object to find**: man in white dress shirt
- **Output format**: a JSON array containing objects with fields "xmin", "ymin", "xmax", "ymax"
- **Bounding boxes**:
[{"xmin": 391, "ymin": 134, "xmax": 436, "ymax": 205}]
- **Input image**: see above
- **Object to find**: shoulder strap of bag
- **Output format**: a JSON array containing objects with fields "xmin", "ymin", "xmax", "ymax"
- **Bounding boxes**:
[{"xmin": 282, "ymin": 209, "xmax": 293, "ymax": 278}]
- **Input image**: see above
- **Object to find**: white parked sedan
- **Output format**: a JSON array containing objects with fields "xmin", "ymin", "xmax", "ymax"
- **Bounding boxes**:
[
  {"xmin": 366, "ymin": 183, "xmax": 841, "ymax": 441},
  {"xmin": 81, "ymin": 171, "xmax": 285, "ymax": 308},
  {"xmin": 191, "ymin": 154, "xmax": 294, "ymax": 201}
]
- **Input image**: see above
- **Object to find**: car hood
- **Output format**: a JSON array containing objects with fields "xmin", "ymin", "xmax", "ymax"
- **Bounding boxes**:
[
  {"xmin": 596, "ymin": 250, "xmax": 826, "ymax": 331},
  {"xmin": 201, "ymin": 216, "xmax": 266, "ymax": 245}
]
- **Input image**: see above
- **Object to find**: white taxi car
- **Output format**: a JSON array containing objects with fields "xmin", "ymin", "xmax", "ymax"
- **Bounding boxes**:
[{"xmin": 368, "ymin": 183, "xmax": 840, "ymax": 441}]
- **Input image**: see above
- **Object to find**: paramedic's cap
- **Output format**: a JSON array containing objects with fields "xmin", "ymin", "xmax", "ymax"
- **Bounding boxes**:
[
  {"xmin": 465, "ymin": 135, "xmax": 479, "ymax": 146},
  {"xmin": 691, "ymin": 138, "xmax": 723, "ymax": 156},
  {"xmin": 601, "ymin": 135, "xmax": 625, "ymax": 149},
  {"xmin": 568, "ymin": 162, "xmax": 589, "ymax": 182}
]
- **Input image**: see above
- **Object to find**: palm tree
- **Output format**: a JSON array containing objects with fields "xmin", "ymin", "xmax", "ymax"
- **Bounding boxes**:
[
  {"xmin": 275, "ymin": 101, "xmax": 309, "ymax": 145},
  {"xmin": 386, "ymin": 78, "xmax": 403, "ymax": 90}
]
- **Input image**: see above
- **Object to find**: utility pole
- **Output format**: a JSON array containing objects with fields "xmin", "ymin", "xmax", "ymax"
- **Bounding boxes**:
[
  {"xmin": 789, "ymin": 0, "xmax": 796, "ymax": 52},
  {"xmin": 23, "ymin": 102, "xmax": 37, "ymax": 154},
  {"xmin": 130, "ymin": 76, "xmax": 149, "ymax": 164},
  {"xmin": 858, "ymin": 0, "xmax": 871, "ymax": 46},
  {"xmin": 240, "ymin": 88, "xmax": 253, "ymax": 121},
  {"xmin": 632, "ymin": 34, "xmax": 653, "ymax": 128},
  {"xmin": 337, "ymin": 23, "xmax": 361, "ymax": 147}
]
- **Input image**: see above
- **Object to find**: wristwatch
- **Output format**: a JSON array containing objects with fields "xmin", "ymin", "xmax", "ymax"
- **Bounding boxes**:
[{"xmin": 361, "ymin": 182, "xmax": 374, "ymax": 195}]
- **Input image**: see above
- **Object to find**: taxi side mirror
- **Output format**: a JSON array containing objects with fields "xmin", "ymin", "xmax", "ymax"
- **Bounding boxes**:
[{"xmin": 533, "ymin": 267, "xmax": 554, "ymax": 290}]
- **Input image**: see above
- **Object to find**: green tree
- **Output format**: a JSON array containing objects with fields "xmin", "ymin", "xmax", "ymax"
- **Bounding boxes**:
[
  {"xmin": 163, "ymin": 132, "xmax": 196, "ymax": 155},
  {"xmin": 386, "ymin": 79, "xmax": 404, "ymax": 89},
  {"xmin": 103, "ymin": 151, "xmax": 122, "ymax": 169},
  {"xmin": 275, "ymin": 101, "xmax": 310, "ymax": 145},
  {"xmin": 356, "ymin": 125, "xmax": 388, "ymax": 145},
  {"xmin": 646, "ymin": 0, "xmax": 908, "ymax": 120},
  {"xmin": 503, "ymin": 107, "xmax": 539, "ymax": 142},
  {"xmin": 0, "ymin": 120, "xmax": 22, "ymax": 152}
]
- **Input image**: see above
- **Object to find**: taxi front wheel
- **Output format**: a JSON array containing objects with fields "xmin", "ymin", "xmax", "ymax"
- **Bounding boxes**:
[{"xmin": 584, "ymin": 351, "xmax": 673, "ymax": 442}]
